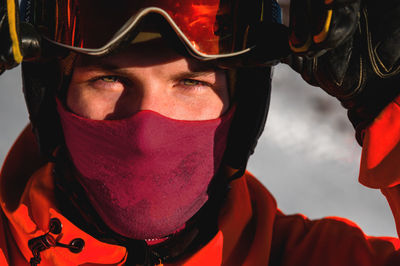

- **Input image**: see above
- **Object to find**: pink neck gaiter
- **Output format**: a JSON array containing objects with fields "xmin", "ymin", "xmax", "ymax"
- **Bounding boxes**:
[{"xmin": 56, "ymin": 101, "xmax": 234, "ymax": 240}]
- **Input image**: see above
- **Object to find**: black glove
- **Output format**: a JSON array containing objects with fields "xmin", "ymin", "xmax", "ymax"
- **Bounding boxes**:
[
  {"xmin": 285, "ymin": 0, "xmax": 400, "ymax": 145},
  {"xmin": 0, "ymin": 0, "xmax": 23, "ymax": 74}
]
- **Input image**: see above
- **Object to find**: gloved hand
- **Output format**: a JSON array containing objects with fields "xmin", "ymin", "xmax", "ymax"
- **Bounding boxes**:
[
  {"xmin": 285, "ymin": 0, "xmax": 400, "ymax": 145},
  {"xmin": 0, "ymin": 0, "xmax": 23, "ymax": 74}
]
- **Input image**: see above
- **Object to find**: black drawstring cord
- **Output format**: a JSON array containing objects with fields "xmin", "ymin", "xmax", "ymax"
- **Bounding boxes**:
[{"xmin": 28, "ymin": 218, "xmax": 85, "ymax": 265}]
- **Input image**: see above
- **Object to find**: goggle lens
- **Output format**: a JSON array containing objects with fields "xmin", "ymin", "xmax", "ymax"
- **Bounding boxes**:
[{"xmin": 29, "ymin": 0, "xmax": 278, "ymax": 57}]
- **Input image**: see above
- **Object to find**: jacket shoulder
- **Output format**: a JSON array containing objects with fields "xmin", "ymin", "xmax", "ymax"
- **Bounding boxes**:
[
  {"xmin": 0, "ymin": 209, "xmax": 10, "ymax": 265},
  {"xmin": 271, "ymin": 211, "xmax": 400, "ymax": 265},
  {"xmin": 1, "ymin": 124, "xmax": 45, "ymax": 212}
]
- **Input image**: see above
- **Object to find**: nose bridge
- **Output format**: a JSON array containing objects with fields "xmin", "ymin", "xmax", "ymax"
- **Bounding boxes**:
[{"xmin": 136, "ymin": 73, "xmax": 164, "ymax": 112}]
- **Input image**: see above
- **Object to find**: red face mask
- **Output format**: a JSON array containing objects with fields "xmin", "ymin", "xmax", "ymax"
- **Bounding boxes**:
[{"xmin": 57, "ymin": 100, "xmax": 234, "ymax": 240}]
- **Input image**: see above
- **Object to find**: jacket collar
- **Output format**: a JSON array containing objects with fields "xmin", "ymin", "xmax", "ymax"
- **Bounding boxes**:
[
  {"xmin": 1, "ymin": 125, "xmax": 278, "ymax": 265},
  {"xmin": 2, "ymin": 161, "xmax": 128, "ymax": 265}
]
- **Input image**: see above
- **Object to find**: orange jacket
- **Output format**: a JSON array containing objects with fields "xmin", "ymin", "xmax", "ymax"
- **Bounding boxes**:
[{"xmin": 2, "ymin": 96, "xmax": 400, "ymax": 265}]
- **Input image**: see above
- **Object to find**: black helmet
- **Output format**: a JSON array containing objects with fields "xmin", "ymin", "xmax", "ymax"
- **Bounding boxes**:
[{"xmin": 18, "ymin": 0, "xmax": 286, "ymax": 179}]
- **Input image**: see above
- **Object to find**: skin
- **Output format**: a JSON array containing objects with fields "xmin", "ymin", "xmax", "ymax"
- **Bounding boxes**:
[{"xmin": 66, "ymin": 38, "xmax": 230, "ymax": 121}]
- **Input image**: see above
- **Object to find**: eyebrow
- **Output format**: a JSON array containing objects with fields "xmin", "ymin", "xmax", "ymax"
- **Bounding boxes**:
[
  {"xmin": 78, "ymin": 60, "xmax": 221, "ymax": 80},
  {"xmin": 167, "ymin": 60, "xmax": 223, "ymax": 81},
  {"xmin": 77, "ymin": 62, "xmax": 135, "ymax": 78},
  {"xmin": 170, "ymin": 70, "xmax": 216, "ymax": 82},
  {"xmin": 78, "ymin": 61, "xmax": 123, "ymax": 71}
]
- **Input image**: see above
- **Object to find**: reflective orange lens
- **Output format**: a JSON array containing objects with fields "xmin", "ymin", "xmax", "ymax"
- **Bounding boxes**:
[
  {"xmin": 35, "ymin": 0, "xmax": 239, "ymax": 55},
  {"xmin": 161, "ymin": 0, "xmax": 226, "ymax": 54}
]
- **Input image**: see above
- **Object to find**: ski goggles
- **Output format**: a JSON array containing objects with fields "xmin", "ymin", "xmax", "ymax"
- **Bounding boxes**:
[{"xmin": 21, "ymin": 0, "xmax": 281, "ymax": 59}]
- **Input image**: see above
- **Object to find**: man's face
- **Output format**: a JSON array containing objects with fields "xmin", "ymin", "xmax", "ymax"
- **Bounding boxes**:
[{"xmin": 66, "ymin": 38, "xmax": 230, "ymax": 120}]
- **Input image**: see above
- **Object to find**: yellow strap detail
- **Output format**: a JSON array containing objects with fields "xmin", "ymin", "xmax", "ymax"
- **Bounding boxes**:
[
  {"xmin": 313, "ymin": 9, "xmax": 333, "ymax": 44},
  {"xmin": 6, "ymin": 0, "xmax": 23, "ymax": 63},
  {"xmin": 260, "ymin": 0, "xmax": 264, "ymax": 22},
  {"xmin": 289, "ymin": 35, "xmax": 312, "ymax": 53}
]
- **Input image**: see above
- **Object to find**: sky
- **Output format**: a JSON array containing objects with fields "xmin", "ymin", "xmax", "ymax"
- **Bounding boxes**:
[{"xmin": 249, "ymin": 64, "xmax": 396, "ymax": 237}]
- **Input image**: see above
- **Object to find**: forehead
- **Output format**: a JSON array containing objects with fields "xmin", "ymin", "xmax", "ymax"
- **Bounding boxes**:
[{"xmin": 74, "ymin": 37, "xmax": 221, "ymax": 72}]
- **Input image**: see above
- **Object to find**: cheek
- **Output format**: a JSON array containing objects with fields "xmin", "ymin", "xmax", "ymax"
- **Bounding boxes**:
[
  {"xmin": 66, "ymin": 85, "xmax": 93, "ymax": 118},
  {"xmin": 188, "ymin": 85, "xmax": 229, "ymax": 120},
  {"xmin": 167, "ymin": 90, "xmax": 228, "ymax": 120},
  {"xmin": 66, "ymin": 84, "xmax": 120, "ymax": 120}
]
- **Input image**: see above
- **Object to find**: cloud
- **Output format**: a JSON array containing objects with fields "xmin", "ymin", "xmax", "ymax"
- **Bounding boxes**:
[{"xmin": 265, "ymin": 64, "xmax": 361, "ymax": 164}]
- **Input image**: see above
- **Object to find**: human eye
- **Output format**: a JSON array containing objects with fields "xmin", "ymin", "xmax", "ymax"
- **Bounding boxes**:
[
  {"xmin": 94, "ymin": 75, "xmax": 122, "ymax": 84},
  {"xmin": 179, "ymin": 79, "xmax": 212, "ymax": 91},
  {"xmin": 90, "ymin": 75, "xmax": 125, "ymax": 91},
  {"xmin": 100, "ymin": 75, "xmax": 119, "ymax": 83}
]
